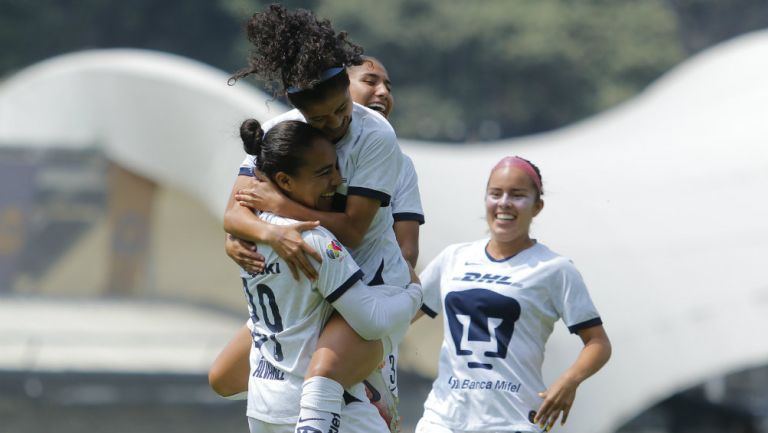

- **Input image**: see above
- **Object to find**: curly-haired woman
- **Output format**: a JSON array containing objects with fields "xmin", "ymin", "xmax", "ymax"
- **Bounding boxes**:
[{"xmin": 212, "ymin": 5, "xmax": 422, "ymax": 433}]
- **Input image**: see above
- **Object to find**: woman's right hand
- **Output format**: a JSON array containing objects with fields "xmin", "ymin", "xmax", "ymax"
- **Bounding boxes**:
[
  {"xmin": 267, "ymin": 221, "xmax": 323, "ymax": 281},
  {"xmin": 225, "ymin": 235, "xmax": 265, "ymax": 274}
]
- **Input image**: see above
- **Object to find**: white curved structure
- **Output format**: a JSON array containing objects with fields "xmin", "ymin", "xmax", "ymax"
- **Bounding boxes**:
[
  {"xmin": 0, "ymin": 49, "xmax": 286, "ymax": 218},
  {"xmin": 2, "ymin": 31, "xmax": 768, "ymax": 433}
]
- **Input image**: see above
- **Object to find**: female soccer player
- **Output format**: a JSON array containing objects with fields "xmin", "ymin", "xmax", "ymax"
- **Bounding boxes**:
[
  {"xmin": 415, "ymin": 157, "xmax": 612, "ymax": 433},
  {"xmin": 346, "ymin": 55, "xmax": 423, "ymax": 268},
  {"xmin": 235, "ymin": 118, "xmax": 421, "ymax": 433},
  {"xmin": 213, "ymin": 53, "xmax": 424, "ymax": 429},
  {"xmin": 216, "ymin": 5, "xmax": 418, "ymax": 432},
  {"xmin": 226, "ymin": 56, "xmax": 422, "ymax": 276}
]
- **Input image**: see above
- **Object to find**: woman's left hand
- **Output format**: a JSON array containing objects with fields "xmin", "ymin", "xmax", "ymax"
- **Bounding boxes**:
[
  {"xmin": 234, "ymin": 175, "xmax": 283, "ymax": 213},
  {"xmin": 534, "ymin": 376, "xmax": 579, "ymax": 431}
]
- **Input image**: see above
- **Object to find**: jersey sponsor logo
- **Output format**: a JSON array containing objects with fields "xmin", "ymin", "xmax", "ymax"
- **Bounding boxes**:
[
  {"xmin": 251, "ymin": 357, "xmax": 285, "ymax": 381},
  {"xmin": 325, "ymin": 239, "xmax": 344, "ymax": 259},
  {"xmin": 445, "ymin": 288, "xmax": 521, "ymax": 369},
  {"xmin": 453, "ymin": 272, "xmax": 522, "ymax": 287},
  {"xmin": 249, "ymin": 261, "xmax": 281, "ymax": 276},
  {"xmin": 447, "ymin": 375, "xmax": 522, "ymax": 393},
  {"xmin": 329, "ymin": 413, "xmax": 341, "ymax": 433},
  {"xmin": 464, "ymin": 261, "xmax": 482, "ymax": 266}
]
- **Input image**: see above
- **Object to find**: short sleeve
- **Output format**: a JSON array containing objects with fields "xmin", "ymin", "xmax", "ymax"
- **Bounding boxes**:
[
  {"xmin": 419, "ymin": 247, "xmax": 451, "ymax": 318},
  {"xmin": 548, "ymin": 260, "xmax": 602, "ymax": 334},
  {"xmin": 238, "ymin": 109, "xmax": 303, "ymax": 176},
  {"xmin": 240, "ymin": 155, "xmax": 257, "ymax": 173},
  {"xmin": 346, "ymin": 128, "xmax": 401, "ymax": 207},
  {"xmin": 304, "ymin": 229, "xmax": 364, "ymax": 303},
  {"xmin": 391, "ymin": 155, "xmax": 425, "ymax": 224}
]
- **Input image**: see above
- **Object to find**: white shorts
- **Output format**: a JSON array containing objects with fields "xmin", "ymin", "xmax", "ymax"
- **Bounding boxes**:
[
  {"xmin": 415, "ymin": 418, "xmax": 530, "ymax": 433},
  {"xmin": 248, "ymin": 400, "xmax": 390, "ymax": 433}
]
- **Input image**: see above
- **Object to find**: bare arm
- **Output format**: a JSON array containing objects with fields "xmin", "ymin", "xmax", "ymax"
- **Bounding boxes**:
[
  {"xmin": 208, "ymin": 325, "xmax": 251, "ymax": 397},
  {"xmin": 224, "ymin": 234, "xmax": 265, "ymax": 274},
  {"xmin": 534, "ymin": 325, "xmax": 612, "ymax": 430},
  {"xmin": 223, "ymin": 176, "xmax": 273, "ymax": 242},
  {"xmin": 224, "ymin": 175, "xmax": 321, "ymax": 280},
  {"xmin": 393, "ymin": 220, "xmax": 420, "ymax": 268},
  {"xmin": 235, "ymin": 178, "xmax": 380, "ymax": 249}
]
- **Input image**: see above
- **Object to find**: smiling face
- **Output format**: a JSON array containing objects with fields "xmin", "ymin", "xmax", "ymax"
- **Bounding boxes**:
[
  {"xmin": 347, "ymin": 57, "xmax": 393, "ymax": 118},
  {"xmin": 299, "ymin": 88, "xmax": 353, "ymax": 142},
  {"xmin": 275, "ymin": 137, "xmax": 341, "ymax": 211},
  {"xmin": 485, "ymin": 166, "xmax": 544, "ymax": 252}
]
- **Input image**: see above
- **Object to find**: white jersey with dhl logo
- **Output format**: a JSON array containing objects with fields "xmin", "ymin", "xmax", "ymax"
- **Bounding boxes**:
[{"xmin": 419, "ymin": 239, "xmax": 602, "ymax": 433}]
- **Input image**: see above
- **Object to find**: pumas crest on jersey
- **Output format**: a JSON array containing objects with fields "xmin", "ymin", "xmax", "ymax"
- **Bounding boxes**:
[{"xmin": 325, "ymin": 239, "xmax": 345, "ymax": 260}]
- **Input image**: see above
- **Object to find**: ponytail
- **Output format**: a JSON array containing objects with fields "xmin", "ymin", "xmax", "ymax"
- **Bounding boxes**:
[{"xmin": 239, "ymin": 118, "xmax": 264, "ymax": 162}]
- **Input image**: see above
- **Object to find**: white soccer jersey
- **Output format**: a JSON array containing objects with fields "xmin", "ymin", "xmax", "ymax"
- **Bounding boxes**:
[
  {"xmin": 419, "ymin": 239, "xmax": 602, "ymax": 432},
  {"xmin": 240, "ymin": 103, "xmax": 410, "ymax": 288},
  {"xmin": 243, "ymin": 213, "xmax": 364, "ymax": 424},
  {"xmin": 391, "ymin": 154, "xmax": 424, "ymax": 225}
]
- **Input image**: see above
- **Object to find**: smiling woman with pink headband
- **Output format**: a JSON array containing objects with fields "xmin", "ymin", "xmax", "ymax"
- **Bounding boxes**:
[{"xmin": 414, "ymin": 156, "xmax": 612, "ymax": 433}]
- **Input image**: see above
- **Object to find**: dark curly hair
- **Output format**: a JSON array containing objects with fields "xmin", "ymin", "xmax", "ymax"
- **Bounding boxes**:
[{"xmin": 230, "ymin": 4, "xmax": 364, "ymax": 107}]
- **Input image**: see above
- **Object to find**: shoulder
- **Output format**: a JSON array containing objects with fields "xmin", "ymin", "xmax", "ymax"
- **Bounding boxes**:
[
  {"xmin": 352, "ymin": 103, "xmax": 396, "ymax": 143},
  {"xmin": 258, "ymin": 212, "xmax": 306, "ymax": 231},
  {"xmin": 262, "ymin": 109, "xmax": 305, "ymax": 131},
  {"xmin": 529, "ymin": 242, "xmax": 581, "ymax": 276},
  {"xmin": 300, "ymin": 224, "xmax": 335, "ymax": 244},
  {"xmin": 300, "ymin": 225, "xmax": 350, "ymax": 260},
  {"xmin": 401, "ymin": 153, "xmax": 415, "ymax": 169}
]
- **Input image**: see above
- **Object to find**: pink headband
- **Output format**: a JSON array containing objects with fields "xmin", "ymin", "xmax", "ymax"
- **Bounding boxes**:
[{"xmin": 492, "ymin": 156, "xmax": 543, "ymax": 193}]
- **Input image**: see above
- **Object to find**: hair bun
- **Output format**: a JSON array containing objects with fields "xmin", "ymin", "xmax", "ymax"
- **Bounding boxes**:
[{"xmin": 240, "ymin": 118, "xmax": 264, "ymax": 155}]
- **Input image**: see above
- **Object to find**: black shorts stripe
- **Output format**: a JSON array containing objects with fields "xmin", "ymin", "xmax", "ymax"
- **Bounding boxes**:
[
  {"xmin": 347, "ymin": 186, "xmax": 391, "ymax": 207},
  {"xmin": 568, "ymin": 317, "xmax": 603, "ymax": 334},
  {"xmin": 393, "ymin": 212, "xmax": 425, "ymax": 224},
  {"xmin": 421, "ymin": 304, "xmax": 438, "ymax": 318},
  {"xmin": 343, "ymin": 391, "xmax": 361, "ymax": 405},
  {"xmin": 326, "ymin": 269, "xmax": 364, "ymax": 303}
]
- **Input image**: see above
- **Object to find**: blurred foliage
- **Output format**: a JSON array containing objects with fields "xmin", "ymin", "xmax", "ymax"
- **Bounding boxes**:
[
  {"xmin": 1, "ymin": 0, "xmax": 766, "ymax": 141},
  {"xmin": 667, "ymin": 0, "xmax": 768, "ymax": 53},
  {"xmin": 0, "ymin": 0, "xmax": 243, "ymax": 79},
  {"xmin": 313, "ymin": 0, "xmax": 685, "ymax": 140}
]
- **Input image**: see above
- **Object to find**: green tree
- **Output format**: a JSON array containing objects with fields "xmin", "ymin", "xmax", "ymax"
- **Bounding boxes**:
[
  {"xmin": 3, "ymin": 0, "xmax": 766, "ymax": 141},
  {"xmin": 316, "ymin": 0, "xmax": 685, "ymax": 141},
  {"xmin": 0, "ymin": 0, "xmax": 243, "ymax": 77}
]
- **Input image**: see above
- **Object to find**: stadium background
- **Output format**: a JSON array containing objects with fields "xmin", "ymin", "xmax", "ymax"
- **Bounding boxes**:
[{"xmin": 2, "ymin": 1, "xmax": 768, "ymax": 432}]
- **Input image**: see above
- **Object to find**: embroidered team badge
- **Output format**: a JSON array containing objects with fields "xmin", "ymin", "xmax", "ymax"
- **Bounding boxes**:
[{"xmin": 325, "ymin": 239, "xmax": 343, "ymax": 259}]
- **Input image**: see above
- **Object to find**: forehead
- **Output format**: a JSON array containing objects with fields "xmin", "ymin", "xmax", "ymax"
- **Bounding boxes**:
[
  {"xmin": 302, "ymin": 138, "xmax": 336, "ymax": 166},
  {"xmin": 349, "ymin": 59, "xmax": 389, "ymax": 79},
  {"xmin": 300, "ymin": 89, "xmax": 350, "ymax": 118},
  {"xmin": 487, "ymin": 166, "xmax": 535, "ymax": 190}
]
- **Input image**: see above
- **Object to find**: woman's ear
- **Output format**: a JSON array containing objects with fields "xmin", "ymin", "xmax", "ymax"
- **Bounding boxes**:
[
  {"xmin": 273, "ymin": 172, "xmax": 292, "ymax": 191},
  {"xmin": 533, "ymin": 198, "xmax": 544, "ymax": 217}
]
